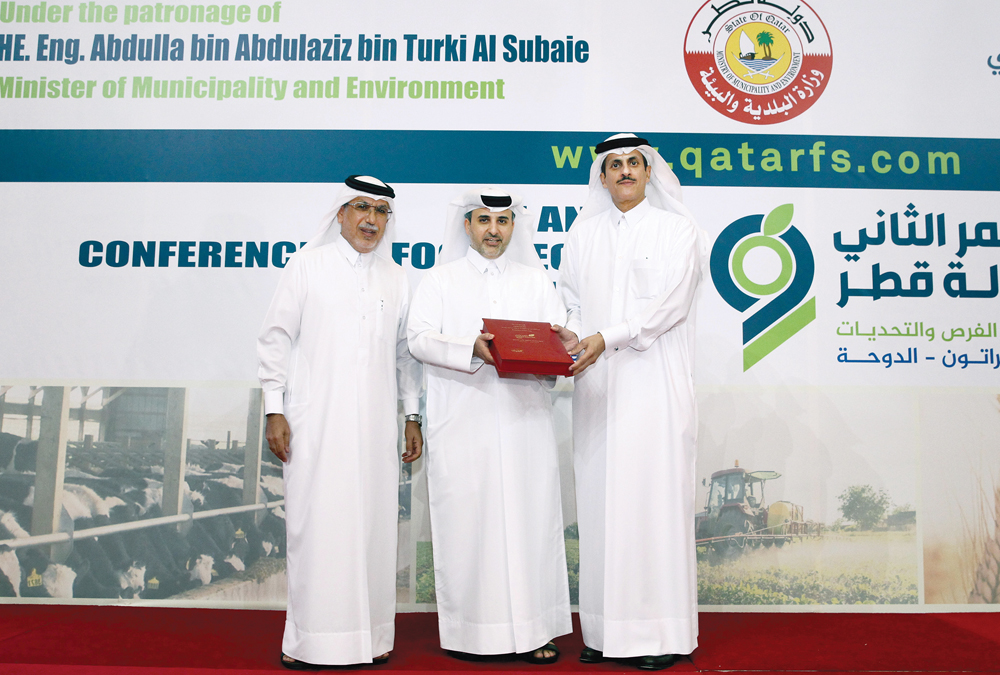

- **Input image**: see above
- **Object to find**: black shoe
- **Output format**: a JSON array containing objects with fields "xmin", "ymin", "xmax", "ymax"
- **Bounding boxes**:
[
  {"xmin": 580, "ymin": 646, "xmax": 604, "ymax": 663},
  {"xmin": 520, "ymin": 641, "xmax": 559, "ymax": 665},
  {"xmin": 635, "ymin": 654, "xmax": 678, "ymax": 671},
  {"xmin": 371, "ymin": 653, "xmax": 390, "ymax": 665}
]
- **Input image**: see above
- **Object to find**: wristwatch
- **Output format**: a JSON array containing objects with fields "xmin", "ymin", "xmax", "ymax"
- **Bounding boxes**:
[{"xmin": 404, "ymin": 414, "xmax": 422, "ymax": 426}]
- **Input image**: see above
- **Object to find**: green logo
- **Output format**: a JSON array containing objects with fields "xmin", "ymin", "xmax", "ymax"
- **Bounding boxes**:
[{"xmin": 710, "ymin": 204, "xmax": 816, "ymax": 370}]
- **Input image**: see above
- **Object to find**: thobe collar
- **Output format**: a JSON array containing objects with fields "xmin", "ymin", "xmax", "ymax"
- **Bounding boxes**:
[
  {"xmin": 612, "ymin": 197, "xmax": 651, "ymax": 229},
  {"xmin": 334, "ymin": 232, "xmax": 374, "ymax": 268},
  {"xmin": 465, "ymin": 246, "xmax": 509, "ymax": 275}
]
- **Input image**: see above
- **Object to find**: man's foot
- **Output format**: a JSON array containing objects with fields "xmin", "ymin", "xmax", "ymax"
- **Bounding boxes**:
[
  {"xmin": 635, "ymin": 654, "xmax": 678, "ymax": 671},
  {"xmin": 281, "ymin": 652, "xmax": 390, "ymax": 669},
  {"xmin": 580, "ymin": 646, "xmax": 604, "ymax": 663},
  {"xmin": 521, "ymin": 641, "xmax": 559, "ymax": 665},
  {"xmin": 446, "ymin": 650, "xmax": 514, "ymax": 662},
  {"xmin": 281, "ymin": 653, "xmax": 320, "ymax": 670}
]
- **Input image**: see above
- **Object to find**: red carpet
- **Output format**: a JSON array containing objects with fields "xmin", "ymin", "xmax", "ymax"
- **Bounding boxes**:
[{"xmin": 1, "ymin": 607, "xmax": 998, "ymax": 673}]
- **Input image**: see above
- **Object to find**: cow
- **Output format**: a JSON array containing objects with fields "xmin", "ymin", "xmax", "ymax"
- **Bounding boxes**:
[{"xmin": 1, "ymin": 431, "xmax": 288, "ymax": 599}]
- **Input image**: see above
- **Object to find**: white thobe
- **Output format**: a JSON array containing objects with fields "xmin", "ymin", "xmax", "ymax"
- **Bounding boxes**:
[
  {"xmin": 407, "ymin": 248, "xmax": 572, "ymax": 655},
  {"xmin": 258, "ymin": 233, "xmax": 421, "ymax": 665},
  {"xmin": 559, "ymin": 198, "xmax": 703, "ymax": 658}
]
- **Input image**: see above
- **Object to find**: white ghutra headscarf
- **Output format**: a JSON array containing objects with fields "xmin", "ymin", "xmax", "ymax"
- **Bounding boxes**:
[
  {"xmin": 301, "ymin": 175, "xmax": 398, "ymax": 256},
  {"xmin": 438, "ymin": 187, "xmax": 544, "ymax": 271},
  {"xmin": 582, "ymin": 132, "xmax": 697, "ymax": 224}
]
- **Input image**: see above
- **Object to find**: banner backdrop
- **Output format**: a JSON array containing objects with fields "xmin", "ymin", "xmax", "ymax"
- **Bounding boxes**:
[{"xmin": 1, "ymin": 0, "xmax": 998, "ymax": 611}]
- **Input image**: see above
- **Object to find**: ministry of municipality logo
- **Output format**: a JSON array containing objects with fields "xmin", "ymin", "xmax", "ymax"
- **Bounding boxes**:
[
  {"xmin": 684, "ymin": 0, "xmax": 833, "ymax": 124},
  {"xmin": 711, "ymin": 204, "xmax": 816, "ymax": 370}
]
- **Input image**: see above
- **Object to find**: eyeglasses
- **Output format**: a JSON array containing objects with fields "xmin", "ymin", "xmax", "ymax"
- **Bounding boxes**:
[{"xmin": 347, "ymin": 201, "xmax": 392, "ymax": 220}]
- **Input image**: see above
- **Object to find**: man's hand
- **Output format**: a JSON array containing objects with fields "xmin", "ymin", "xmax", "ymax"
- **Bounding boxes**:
[
  {"xmin": 265, "ymin": 413, "xmax": 291, "ymax": 462},
  {"xmin": 550, "ymin": 324, "xmax": 579, "ymax": 352},
  {"xmin": 569, "ymin": 332, "xmax": 606, "ymax": 376},
  {"xmin": 474, "ymin": 332, "xmax": 496, "ymax": 365},
  {"xmin": 402, "ymin": 420, "xmax": 423, "ymax": 463}
]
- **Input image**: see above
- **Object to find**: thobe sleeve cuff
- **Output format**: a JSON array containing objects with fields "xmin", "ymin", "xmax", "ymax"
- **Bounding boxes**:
[
  {"xmin": 401, "ymin": 398, "xmax": 420, "ymax": 416},
  {"xmin": 263, "ymin": 390, "xmax": 285, "ymax": 416},
  {"xmin": 599, "ymin": 322, "xmax": 632, "ymax": 354},
  {"xmin": 565, "ymin": 314, "xmax": 583, "ymax": 339},
  {"xmin": 456, "ymin": 335, "xmax": 481, "ymax": 372}
]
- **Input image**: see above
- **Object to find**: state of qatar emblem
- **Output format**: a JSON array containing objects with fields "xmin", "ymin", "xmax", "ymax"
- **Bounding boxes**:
[{"xmin": 684, "ymin": 0, "xmax": 833, "ymax": 125}]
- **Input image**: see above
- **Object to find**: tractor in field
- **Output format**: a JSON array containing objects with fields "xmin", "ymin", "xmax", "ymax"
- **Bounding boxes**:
[{"xmin": 695, "ymin": 461, "xmax": 811, "ymax": 557}]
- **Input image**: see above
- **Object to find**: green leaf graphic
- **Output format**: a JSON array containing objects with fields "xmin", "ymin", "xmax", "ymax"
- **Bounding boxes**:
[{"xmin": 763, "ymin": 203, "xmax": 794, "ymax": 236}]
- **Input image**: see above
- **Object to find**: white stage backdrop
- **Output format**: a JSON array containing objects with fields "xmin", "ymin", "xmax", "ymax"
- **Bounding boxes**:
[{"xmin": 1, "ymin": 0, "xmax": 998, "ymax": 611}]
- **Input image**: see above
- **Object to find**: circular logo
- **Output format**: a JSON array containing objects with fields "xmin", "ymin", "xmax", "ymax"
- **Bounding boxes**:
[{"xmin": 684, "ymin": 0, "xmax": 833, "ymax": 125}]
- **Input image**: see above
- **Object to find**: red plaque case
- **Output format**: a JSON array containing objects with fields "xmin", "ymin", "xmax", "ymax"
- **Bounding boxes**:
[{"xmin": 482, "ymin": 318, "xmax": 575, "ymax": 377}]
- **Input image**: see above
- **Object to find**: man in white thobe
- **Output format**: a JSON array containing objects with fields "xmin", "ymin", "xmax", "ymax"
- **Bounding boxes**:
[
  {"xmin": 258, "ymin": 175, "xmax": 423, "ymax": 668},
  {"xmin": 557, "ymin": 134, "xmax": 709, "ymax": 670},
  {"xmin": 407, "ymin": 188, "xmax": 572, "ymax": 664}
]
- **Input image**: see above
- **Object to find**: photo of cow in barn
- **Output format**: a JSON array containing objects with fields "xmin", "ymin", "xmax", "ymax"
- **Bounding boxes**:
[{"xmin": 0, "ymin": 386, "xmax": 288, "ymax": 601}]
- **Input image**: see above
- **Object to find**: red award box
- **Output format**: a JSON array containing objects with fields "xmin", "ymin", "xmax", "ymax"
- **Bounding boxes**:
[{"xmin": 482, "ymin": 318, "xmax": 575, "ymax": 377}]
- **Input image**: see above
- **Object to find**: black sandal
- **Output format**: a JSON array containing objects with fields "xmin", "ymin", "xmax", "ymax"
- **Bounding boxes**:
[
  {"xmin": 446, "ymin": 650, "xmax": 514, "ymax": 662},
  {"xmin": 520, "ymin": 641, "xmax": 560, "ymax": 665},
  {"xmin": 281, "ymin": 653, "xmax": 322, "ymax": 670}
]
